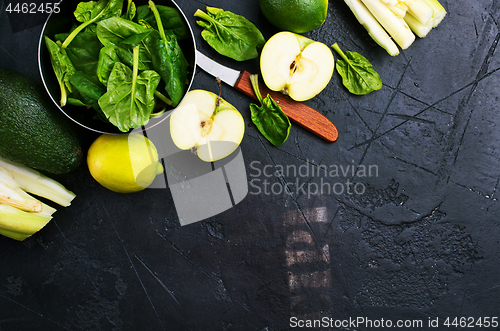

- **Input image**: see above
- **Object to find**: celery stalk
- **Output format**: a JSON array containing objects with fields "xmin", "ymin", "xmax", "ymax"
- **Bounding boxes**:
[
  {"xmin": 404, "ymin": 0, "xmax": 433, "ymax": 25},
  {"xmin": 0, "ymin": 227, "xmax": 32, "ymax": 241},
  {"xmin": 381, "ymin": 0, "xmax": 409, "ymax": 18},
  {"xmin": 344, "ymin": 0, "xmax": 400, "ymax": 56},
  {"xmin": 361, "ymin": 0, "xmax": 416, "ymax": 49},
  {"xmin": 404, "ymin": 0, "xmax": 446, "ymax": 37},
  {"xmin": 0, "ymin": 169, "xmax": 42, "ymax": 212},
  {"xmin": 422, "ymin": 0, "xmax": 446, "ymax": 27},
  {"xmin": 39, "ymin": 202, "xmax": 57, "ymax": 217},
  {"xmin": 0, "ymin": 183, "xmax": 42, "ymax": 212},
  {"xmin": 0, "ymin": 156, "xmax": 76, "ymax": 207},
  {"xmin": 404, "ymin": 12, "xmax": 433, "ymax": 37},
  {"xmin": 0, "ymin": 204, "xmax": 52, "ymax": 241}
]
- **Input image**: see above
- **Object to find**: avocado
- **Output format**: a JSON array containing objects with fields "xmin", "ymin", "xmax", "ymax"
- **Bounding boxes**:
[{"xmin": 0, "ymin": 69, "xmax": 83, "ymax": 174}]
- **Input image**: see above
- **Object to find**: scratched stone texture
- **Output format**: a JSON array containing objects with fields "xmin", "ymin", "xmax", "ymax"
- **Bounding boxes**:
[{"xmin": 0, "ymin": 0, "xmax": 499, "ymax": 330}]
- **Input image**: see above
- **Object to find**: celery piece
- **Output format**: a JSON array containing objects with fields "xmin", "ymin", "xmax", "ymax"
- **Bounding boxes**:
[
  {"xmin": 382, "ymin": 0, "xmax": 409, "ymax": 18},
  {"xmin": 0, "ymin": 168, "xmax": 43, "ymax": 212},
  {"xmin": 404, "ymin": 0, "xmax": 446, "ymax": 37},
  {"xmin": 39, "ymin": 202, "xmax": 57, "ymax": 217},
  {"xmin": 421, "ymin": 0, "xmax": 446, "ymax": 27},
  {"xmin": 404, "ymin": 12, "xmax": 433, "ymax": 37},
  {"xmin": 0, "ymin": 204, "xmax": 52, "ymax": 241},
  {"xmin": 344, "ymin": 0, "xmax": 400, "ymax": 56},
  {"xmin": 361, "ymin": 0, "xmax": 415, "ymax": 49},
  {"xmin": 0, "ymin": 156, "xmax": 76, "ymax": 207},
  {"xmin": 0, "ymin": 227, "xmax": 32, "ymax": 241},
  {"xmin": 404, "ymin": 0, "xmax": 433, "ymax": 25}
]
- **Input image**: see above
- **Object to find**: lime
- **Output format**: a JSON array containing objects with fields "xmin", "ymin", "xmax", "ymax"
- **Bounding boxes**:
[
  {"xmin": 87, "ymin": 133, "xmax": 164, "ymax": 193},
  {"xmin": 259, "ymin": 0, "xmax": 328, "ymax": 34}
]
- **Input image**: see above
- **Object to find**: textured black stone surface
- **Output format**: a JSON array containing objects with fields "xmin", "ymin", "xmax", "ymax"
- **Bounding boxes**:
[{"xmin": 0, "ymin": 0, "xmax": 499, "ymax": 330}]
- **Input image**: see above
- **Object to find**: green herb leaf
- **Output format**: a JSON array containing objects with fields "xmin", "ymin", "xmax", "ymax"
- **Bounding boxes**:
[
  {"xmin": 68, "ymin": 71, "xmax": 106, "ymax": 110},
  {"xmin": 74, "ymin": 1, "xmax": 101, "ymax": 23},
  {"xmin": 332, "ymin": 43, "xmax": 382, "ymax": 95},
  {"xmin": 44, "ymin": 36, "xmax": 77, "ymax": 107},
  {"xmin": 135, "ymin": 3, "xmax": 189, "ymax": 40},
  {"xmin": 96, "ymin": 17, "xmax": 155, "ymax": 74},
  {"xmin": 194, "ymin": 7, "xmax": 265, "ymax": 61},
  {"xmin": 63, "ymin": 0, "xmax": 124, "ymax": 49},
  {"xmin": 98, "ymin": 48, "xmax": 161, "ymax": 132},
  {"xmin": 147, "ymin": 1, "xmax": 188, "ymax": 107},
  {"xmin": 249, "ymin": 74, "xmax": 291, "ymax": 146},
  {"xmin": 55, "ymin": 25, "xmax": 102, "ymax": 80},
  {"xmin": 96, "ymin": 45, "xmax": 120, "ymax": 85},
  {"xmin": 96, "ymin": 16, "xmax": 151, "ymax": 47}
]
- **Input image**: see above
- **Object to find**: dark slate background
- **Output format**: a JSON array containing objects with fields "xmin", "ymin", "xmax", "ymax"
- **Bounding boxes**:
[{"xmin": 0, "ymin": 0, "xmax": 499, "ymax": 330}]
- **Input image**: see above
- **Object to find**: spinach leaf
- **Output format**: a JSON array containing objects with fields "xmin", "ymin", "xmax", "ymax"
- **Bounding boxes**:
[
  {"xmin": 68, "ymin": 71, "xmax": 106, "ymax": 110},
  {"xmin": 55, "ymin": 25, "xmax": 102, "ymax": 81},
  {"xmin": 194, "ymin": 7, "xmax": 265, "ymax": 61},
  {"xmin": 249, "ymin": 74, "xmax": 291, "ymax": 146},
  {"xmin": 331, "ymin": 43, "xmax": 382, "ymax": 95},
  {"xmin": 74, "ymin": 1, "xmax": 101, "ymax": 22},
  {"xmin": 96, "ymin": 17, "xmax": 154, "ymax": 72},
  {"xmin": 97, "ymin": 45, "xmax": 120, "ymax": 85},
  {"xmin": 44, "ymin": 36, "xmax": 77, "ymax": 107},
  {"xmin": 115, "ymin": 46, "xmax": 153, "ymax": 71},
  {"xmin": 96, "ymin": 16, "xmax": 151, "ymax": 47},
  {"xmin": 98, "ymin": 47, "xmax": 161, "ymax": 132},
  {"xmin": 62, "ymin": 0, "xmax": 124, "ymax": 49},
  {"xmin": 145, "ymin": 31, "xmax": 186, "ymax": 107},
  {"xmin": 135, "ymin": 3, "xmax": 190, "ymax": 40},
  {"xmin": 147, "ymin": 2, "xmax": 188, "ymax": 106}
]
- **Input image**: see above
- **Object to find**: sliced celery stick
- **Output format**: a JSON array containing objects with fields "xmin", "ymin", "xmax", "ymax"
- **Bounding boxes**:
[
  {"xmin": 345, "ymin": 0, "xmax": 400, "ymax": 56},
  {"xmin": 362, "ymin": 0, "xmax": 416, "ymax": 49}
]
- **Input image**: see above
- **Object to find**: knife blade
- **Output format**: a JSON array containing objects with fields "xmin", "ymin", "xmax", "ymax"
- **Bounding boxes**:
[{"xmin": 195, "ymin": 50, "xmax": 338, "ymax": 143}]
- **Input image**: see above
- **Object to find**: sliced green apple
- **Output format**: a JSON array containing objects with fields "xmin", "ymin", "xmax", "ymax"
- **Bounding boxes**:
[
  {"xmin": 260, "ymin": 31, "xmax": 335, "ymax": 102},
  {"xmin": 170, "ymin": 90, "xmax": 245, "ymax": 162}
]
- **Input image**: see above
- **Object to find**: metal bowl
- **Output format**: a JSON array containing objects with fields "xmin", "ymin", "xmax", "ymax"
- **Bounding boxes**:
[{"xmin": 38, "ymin": 0, "xmax": 196, "ymax": 134}]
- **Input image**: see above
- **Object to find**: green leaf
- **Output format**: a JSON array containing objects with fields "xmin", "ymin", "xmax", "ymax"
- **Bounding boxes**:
[
  {"xmin": 135, "ymin": 4, "xmax": 190, "ymax": 40},
  {"xmin": 44, "ymin": 36, "xmax": 77, "ymax": 107},
  {"xmin": 145, "ymin": 31, "xmax": 187, "ymax": 107},
  {"xmin": 56, "ymin": 25, "xmax": 102, "ymax": 80},
  {"xmin": 68, "ymin": 71, "xmax": 106, "ymax": 110},
  {"xmin": 74, "ymin": 1, "xmax": 100, "ymax": 22},
  {"xmin": 62, "ymin": 0, "xmax": 124, "ymax": 49},
  {"xmin": 96, "ymin": 16, "xmax": 151, "ymax": 47},
  {"xmin": 194, "ymin": 7, "xmax": 266, "ymax": 61},
  {"xmin": 332, "ymin": 43, "xmax": 382, "ymax": 95},
  {"xmin": 96, "ymin": 17, "xmax": 155, "ymax": 73},
  {"xmin": 115, "ymin": 46, "xmax": 152, "ymax": 71},
  {"xmin": 97, "ymin": 45, "xmax": 120, "ymax": 85},
  {"xmin": 249, "ymin": 74, "xmax": 291, "ymax": 146},
  {"xmin": 98, "ymin": 57, "xmax": 161, "ymax": 132},
  {"xmin": 146, "ymin": 1, "xmax": 188, "ymax": 107}
]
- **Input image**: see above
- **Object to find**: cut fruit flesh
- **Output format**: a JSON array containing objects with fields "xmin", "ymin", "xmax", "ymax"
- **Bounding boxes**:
[
  {"xmin": 170, "ymin": 90, "xmax": 245, "ymax": 162},
  {"xmin": 260, "ymin": 31, "xmax": 335, "ymax": 102}
]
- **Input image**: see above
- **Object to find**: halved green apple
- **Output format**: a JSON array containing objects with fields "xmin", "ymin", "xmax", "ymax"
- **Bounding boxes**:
[
  {"xmin": 170, "ymin": 90, "xmax": 245, "ymax": 162},
  {"xmin": 260, "ymin": 31, "xmax": 335, "ymax": 102}
]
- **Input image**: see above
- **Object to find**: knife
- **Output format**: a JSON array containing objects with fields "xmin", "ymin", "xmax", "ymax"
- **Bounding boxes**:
[{"xmin": 195, "ymin": 50, "xmax": 339, "ymax": 143}]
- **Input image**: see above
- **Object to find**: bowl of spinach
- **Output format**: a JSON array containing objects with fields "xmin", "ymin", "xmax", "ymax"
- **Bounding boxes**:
[{"xmin": 38, "ymin": 0, "xmax": 196, "ymax": 134}]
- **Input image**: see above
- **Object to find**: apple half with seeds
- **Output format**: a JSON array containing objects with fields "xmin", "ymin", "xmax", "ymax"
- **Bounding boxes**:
[
  {"xmin": 260, "ymin": 31, "xmax": 335, "ymax": 102},
  {"xmin": 170, "ymin": 90, "xmax": 245, "ymax": 162}
]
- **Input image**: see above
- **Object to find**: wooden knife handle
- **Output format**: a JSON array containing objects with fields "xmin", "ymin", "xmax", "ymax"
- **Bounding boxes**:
[{"xmin": 234, "ymin": 70, "xmax": 338, "ymax": 143}]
